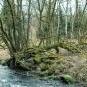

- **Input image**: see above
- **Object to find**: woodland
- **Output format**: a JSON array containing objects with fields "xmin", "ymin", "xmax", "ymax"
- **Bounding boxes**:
[{"xmin": 0, "ymin": 0, "xmax": 87, "ymax": 87}]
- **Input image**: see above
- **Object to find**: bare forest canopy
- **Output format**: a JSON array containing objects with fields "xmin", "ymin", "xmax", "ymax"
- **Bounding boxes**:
[{"xmin": 0, "ymin": 0, "xmax": 87, "ymax": 55}]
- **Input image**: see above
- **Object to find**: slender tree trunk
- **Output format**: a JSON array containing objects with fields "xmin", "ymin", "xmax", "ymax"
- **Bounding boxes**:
[
  {"xmin": 76, "ymin": 0, "xmax": 80, "ymax": 41},
  {"xmin": 26, "ymin": 0, "xmax": 31, "ymax": 48},
  {"xmin": 65, "ymin": 0, "xmax": 68, "ymax": 37},
  {"xmin": 70, "ymin": 0, "xmax": 74, "ymax": 39},
  {"xmin": 57, "ymin": 1, "xmax": 60, "ymax": 43}
]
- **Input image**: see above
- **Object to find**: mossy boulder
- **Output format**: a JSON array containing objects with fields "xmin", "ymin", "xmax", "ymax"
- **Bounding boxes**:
[
  {"xmin": 60, "ymin": 75, "xmax": 75, "ymax": 84},
  {"xmin": 45, "ymin": 59, "xmax": 53, "ymax": 64},
  {"xmin": 47, "ymin": 55, "xmax": 57, "ymax": 60},
  {"xmin": 47, "ymin": 64, "xmax": 57, "ymax": 75},
  {"xmin": 58, "ymin": 64, "xmax": 66, "ymax": 73},
  {"xmin": 40, "ymin": 64, "xmax": 49, "ymax": 71},
  {"xmin": 48, "ymin": 68, "xmax": 55, "ymax": 75},
  {"xmin": 56, "ymin": 59, "xmax": 63, "ymax": 64},
  {"xmin": 33, "ymin": 54, "xmax": 41, "ymax": 64}
]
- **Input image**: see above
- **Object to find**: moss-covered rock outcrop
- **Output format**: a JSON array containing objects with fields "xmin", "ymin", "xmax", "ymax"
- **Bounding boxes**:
[{"xmin": 6, "ymin": 43, "xmax": 81, "ymax": 84}]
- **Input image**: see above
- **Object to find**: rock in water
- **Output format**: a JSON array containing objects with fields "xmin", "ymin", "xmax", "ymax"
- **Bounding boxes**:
[{"xmin": 60, "ymin": 75, "xmax": 75, "ymax": 84}]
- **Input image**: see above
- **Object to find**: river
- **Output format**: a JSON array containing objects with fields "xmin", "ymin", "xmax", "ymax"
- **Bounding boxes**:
[{"xmin": 0, "ymin": 65, "xmax": 77, "ymax": 87}]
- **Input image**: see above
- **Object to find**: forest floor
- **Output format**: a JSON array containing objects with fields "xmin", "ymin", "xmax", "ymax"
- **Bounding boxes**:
[
  {"xmin": 58, "ymin": 47, "xmax": 87, "ymax": 86},
  {"xmin": 0, "ymin": 45, "xmax": 87, "ymax": 87}
]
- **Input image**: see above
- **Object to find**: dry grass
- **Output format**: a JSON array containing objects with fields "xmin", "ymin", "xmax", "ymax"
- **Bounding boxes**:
[
  {"xmin": 0, "ymin": 49, "xmax": 10, "ymax": 62},
  {"xmin": 58, "ymin": 48, "xmax": 87, "ymax": 87},
  {"xmin": 0, "ymin": 42, "xmax": 10, "ymax": 62}
]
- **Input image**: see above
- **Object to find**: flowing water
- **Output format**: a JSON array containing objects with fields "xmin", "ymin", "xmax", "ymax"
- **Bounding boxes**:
[{"xmin": 0, "ymin": 65, "xmax": 77, "ymax": 87}]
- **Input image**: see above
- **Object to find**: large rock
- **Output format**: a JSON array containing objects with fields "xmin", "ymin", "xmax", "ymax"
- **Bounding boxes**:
[{"xmin": 60, "ymin": 75, "xmax": 75, "ymax": 84}]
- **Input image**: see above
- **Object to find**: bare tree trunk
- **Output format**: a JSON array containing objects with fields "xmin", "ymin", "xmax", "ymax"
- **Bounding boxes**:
[
  {"xmin": 76, "ymin": 0, "xmax": 80, "ymax": 41},
  {"xmin": 70, "ymin": 0, "xmax": 74, "ymax": 39},
  {"xmin": 57, "ymin": 1, "xmax": 60, "ymax": 43},
  {"xmin": 6, "ymin": 0, "xmax": 17, "ymax": 52},
  {"xmin": 16, "ymin": 0, "xmax": 23, "ymax": 51},
  {"xmin": 26, "ymin": 0, "xmax": 31, "ymax": 48},
  {"xmin": 65, "ymin": 0, "xmax": 69, "ymax": 37},
  {"xmin": 37, "ymin": 0, "xmax": 45, "ymax": 46},
  {"xmin": 46, "ymin": 0, "xmax": 57, "ymax": 45}
]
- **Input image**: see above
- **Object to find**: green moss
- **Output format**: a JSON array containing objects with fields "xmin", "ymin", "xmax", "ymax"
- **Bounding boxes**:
[
  {"xmin": 40, "ymin": 64, "xmax": 49, "ymax": 71},
  {"xmin": 19, "ymin": 61, "xmax": 29, "ymax": 70},
  {"xmin": 56, "ymin": 59, "xmax": 63, "ymax": 64},
  {"xmin": 48, "ymin": 68, "xmax": 55, "ymax": 75},
  {"xmin": 38, "ymin": 71, "xmax": 47, "ymax": 77},
  {"xmin": 60, "ymin": 75, "xmax": 76, "ymax": 84},
  {"xmin": 34, "ymin": 54, "xmax": 41, "ymax": 64},
  {"xmin": 47, "ymin": 64, "xmax": 56, "ymax": 75},
  {"xmin": 56, "ymin": 55, "xmax": 62, "ymax": 59},
  {"xmin": 51, "ymin": 63, "xmax": 57, "ymax": 68},
  {"xmin": 45, "ymin": 59, "xmax": 53, "ymax": 64}
]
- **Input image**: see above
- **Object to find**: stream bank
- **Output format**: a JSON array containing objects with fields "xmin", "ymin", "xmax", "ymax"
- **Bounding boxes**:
[
  {"xmin": 0, "ymin": 65, "xmax": 76, "ymax": 87},
  {"xmin": 0, "ymin": 44, "xmax": 87, "ymax": 87}
]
